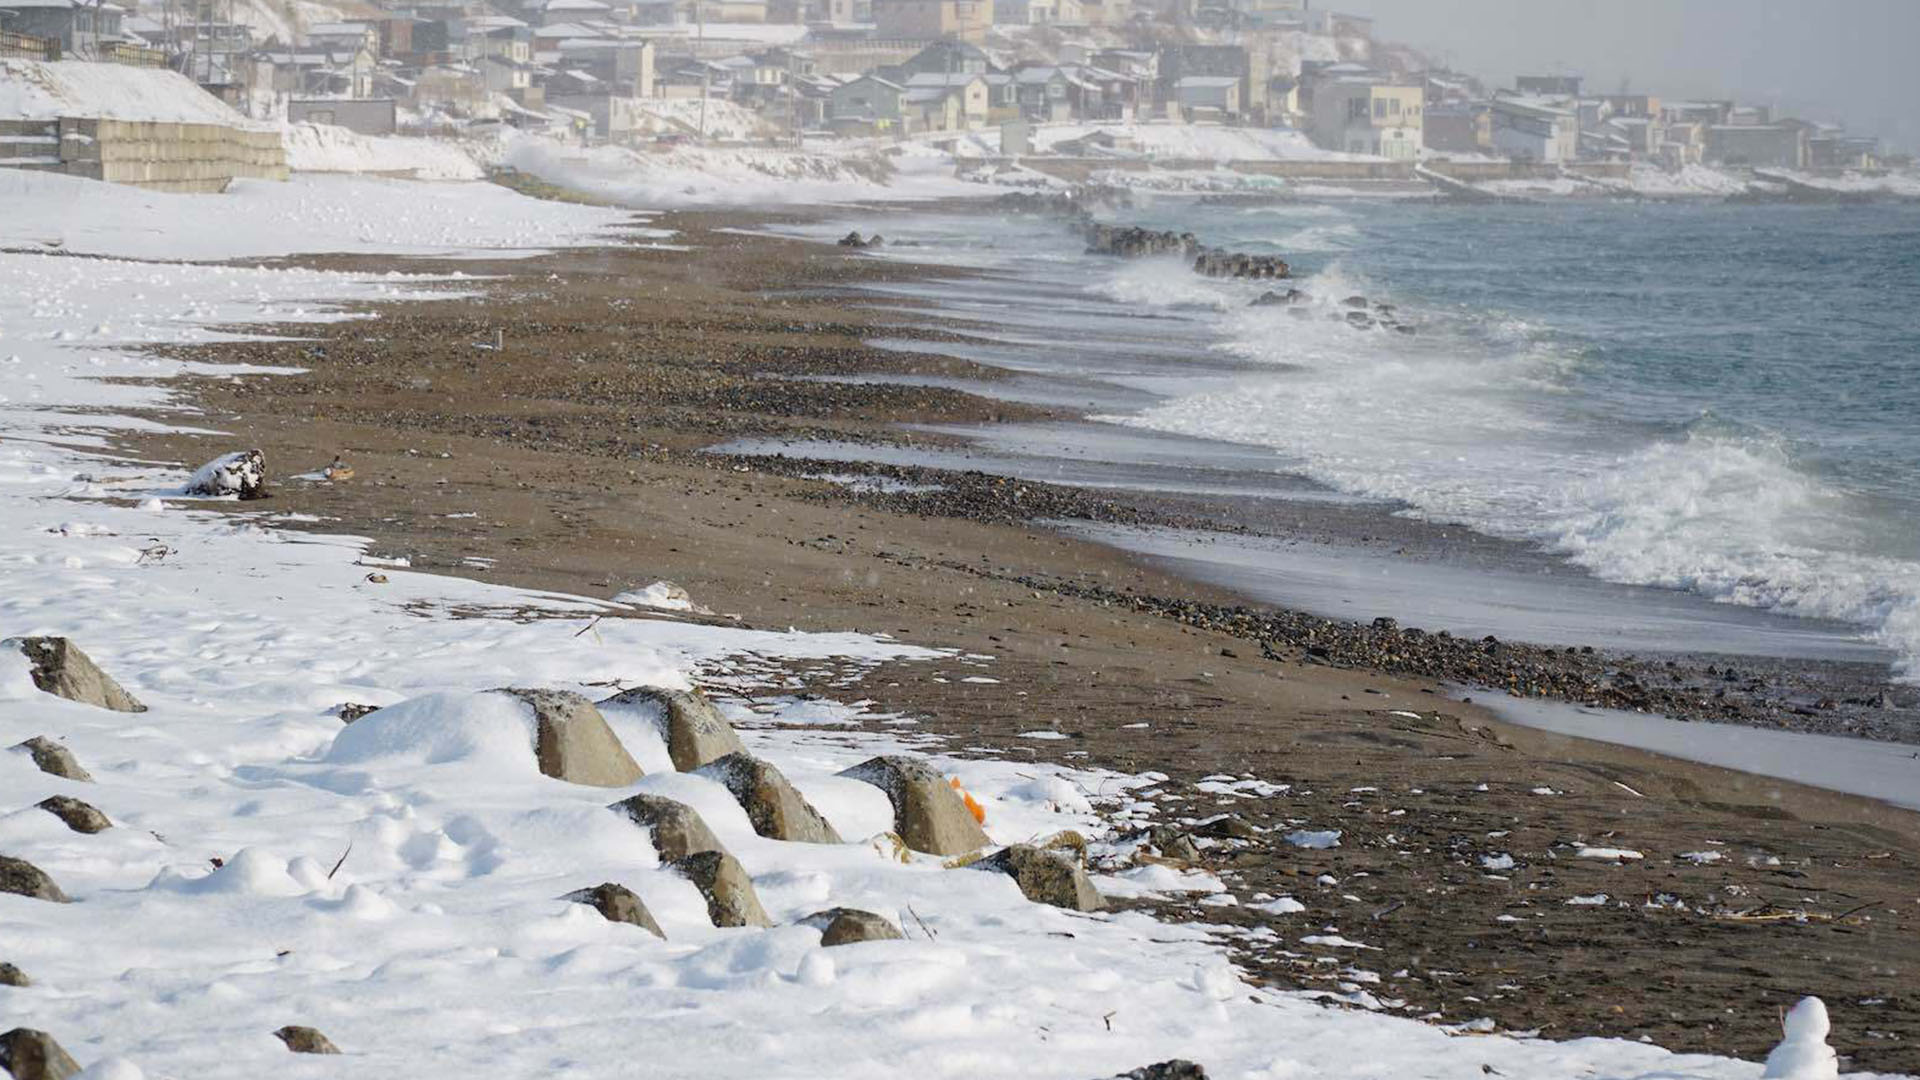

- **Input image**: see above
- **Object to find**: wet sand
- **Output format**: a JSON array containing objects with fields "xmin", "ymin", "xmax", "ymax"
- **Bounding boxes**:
[{"xmin": 118, "ymin": 207, "xmax": 1920, "ymax": 1072}]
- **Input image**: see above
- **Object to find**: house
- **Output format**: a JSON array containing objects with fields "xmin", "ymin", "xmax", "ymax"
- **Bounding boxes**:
[
  {"xmin": 1423, "ymin": 102, "xmax": 1489, "ymax": 154},
  {"xmin": 902, "ymin": 71, "xmax": 988, "ymax": 126},
  {"xmin": 1600, "ymin": 93, "xmax": 1660, "ymax": 119},
  {"xmin": 1, "ymin": 0, "xmax": 125, "ymax": 60},
  {"xmin": 555, "ymin": 37, "xmax": 656, "ymax": 97},
  {"xmin": 480, "ymin": 51, "xmax": 535, "ymax": 93},
  {"xmin": 826, "ymin": 73, "xmax": 902, "ymax": 129},
  {"xmin": 872, "ymin": 0, "xmax": 994, "ymax": 42},
  {"xmin": 1705, "ymin": 123, "xmax": 1806, "ymax": 168},
  {"xmin": 287, "ymin": 97, "xmax": 397, "ymax": 135},
  {"xmin": 1312, "ymin": 78, "xmax": 1423, "ymax": 160},
  {"xmin": 1489, "ymin": 95, "xmax": 1575, "ymax": 163},
  {"xmin": 1156, "ymin": 43, "xmax": 1246, "ymax": 115},
  {"xmin": 1172, "ymin": 74, "xmax": 1237, "ymax": 118},
  {"xmin": 411, "ymin": 62, "xmax": 491, "ymax": 114},
  {"xmin": 537, "ymin": 0, "xmax": 615, "ymax": 24},
  {"xmin": 305, "ymin": 22, "xmax": 378, "ymax": 53},
  {"xmin": 893, "ymin": 39, "xmax": 992, "ymax": 77},
  {"xmin": 996, "ymin": 0, "xmax": 1082, "ymax": 24},
  {"xmin": 1810, "ymin": 134, "xmax": 1878, "ymax": 170},
  {"xmin": 1604, "ymin": 114, "xmax": 1660, "ymax": 157},
  {"xmin": 262, "ymin": 46, "xmax": 378, "ymax": 97}
]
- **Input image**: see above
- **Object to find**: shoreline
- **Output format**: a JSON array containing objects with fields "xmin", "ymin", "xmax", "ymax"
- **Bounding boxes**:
[{"xmin": 111, "ymin": 201, "xmax": 1920, "ymax": 1070}]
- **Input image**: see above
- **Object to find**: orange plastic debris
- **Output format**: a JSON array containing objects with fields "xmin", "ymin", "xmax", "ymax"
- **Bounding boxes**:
[{"xmin": 949, "ymin": 776, "xmax": 986, "ymax": 825}]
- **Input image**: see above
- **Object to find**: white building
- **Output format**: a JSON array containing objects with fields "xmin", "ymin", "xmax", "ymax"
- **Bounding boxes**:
[{"xmin": 1490, "ymin": 95, "xmax": 1576, "ymax": 163}]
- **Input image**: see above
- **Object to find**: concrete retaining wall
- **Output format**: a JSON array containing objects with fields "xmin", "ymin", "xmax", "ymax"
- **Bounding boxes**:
[
  {"xmin": 0, "ymin": 116, "xmax": 286, "ymax": 192},
  {"xmin": 56, "ymin": 118, "xmax": 287, "ymax": 192}
]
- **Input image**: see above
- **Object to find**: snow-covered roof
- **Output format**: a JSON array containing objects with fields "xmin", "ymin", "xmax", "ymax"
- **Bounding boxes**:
[
  {"xmin": 464, "ymin": 14, "xmax": 528, "ymax": 29},
  {"xmin": 535, "ymin": 21, "xmax": 607, "ymax": 36},
  {"xmin": 1174, "ymin": 75, "xmax": 1239, "ymax": 88},
  {"xmin": 903, "ymin": 72, "xmax": 983, "ymax": 87},
  {"xmin": 306, "ymin": 21, "xmax": 373, "ymax": 35},
  {"xmin": 543, "ymin": 0, "xmax": 611, "ymax": 9}
]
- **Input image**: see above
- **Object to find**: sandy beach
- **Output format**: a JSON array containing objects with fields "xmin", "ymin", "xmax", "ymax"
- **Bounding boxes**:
[{"xmin": 111, "ymin": 203, "xmax": 1920, "ymax": 1072}]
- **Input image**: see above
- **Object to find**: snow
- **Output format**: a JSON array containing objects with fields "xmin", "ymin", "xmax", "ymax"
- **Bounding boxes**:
[
  {"xmin": 1628, "ymin": 161, "xmax": 1752, "ymax": 197},
  {"xmin": 499, "ymin": 133, "xmax": 977, "ymax": 208},
  {"xmin": 626, "ymin": 98, "xmax": 774, "ymax": 142},
  {"xmin": 611, "ymin": 580, "xmax": 698, "ymax": 612},
  {"xmin": 0, "ymin": 59, "xmax": 272, "ymax": 129},
  {"xmin": 282, "ymin": 122, "xmax": 489, "ymax": 180},
  {"xmin": 0, "ymin": 171, "xmax": 1893, "ymax": 1080},
  {"xmin": 0, "ymin": 169, "xmax": 643, "ymax": 260},
  {"xmin": 1029, "ymin": 121, "xmax": 1363, "ymax": 163}
]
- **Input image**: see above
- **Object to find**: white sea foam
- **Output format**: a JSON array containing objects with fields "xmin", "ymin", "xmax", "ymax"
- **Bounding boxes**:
[{"xmin": 1085, "ymin": 255, "xmax": 1247, "ymax": 311}]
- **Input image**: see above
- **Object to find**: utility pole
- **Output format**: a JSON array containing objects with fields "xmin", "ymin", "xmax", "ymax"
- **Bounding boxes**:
[{"xmin": 696, "ymin": 0, "xmax": 708, "ymax": 141}]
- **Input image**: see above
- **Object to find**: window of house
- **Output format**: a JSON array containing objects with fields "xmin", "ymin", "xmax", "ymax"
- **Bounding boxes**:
[
  {"xmin": 1347, "ymin": 98, "xmax": 1367, "ymax": 120},
  {"xmin": 1373, "ymin": 98, "xmax": 1386, "ymax": 119},
  {"xmin": 1389, "ymin": 97, "xmax": 1400, "ymax": 115}
]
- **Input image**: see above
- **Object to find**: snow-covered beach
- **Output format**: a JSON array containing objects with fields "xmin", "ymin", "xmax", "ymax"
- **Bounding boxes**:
[{"xmin": 4, "ymin": 165, "xmax": 1915, "ymax": 1077}]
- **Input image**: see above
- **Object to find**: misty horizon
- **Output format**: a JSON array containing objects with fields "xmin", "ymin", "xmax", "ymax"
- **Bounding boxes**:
[{"xmin": 1340, "ymin": 0, "xmax": 1920, "ymax": 152}]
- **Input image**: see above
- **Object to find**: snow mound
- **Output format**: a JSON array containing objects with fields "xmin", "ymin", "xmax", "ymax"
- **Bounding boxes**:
[
  {"xmin": 325, "ymin": 690, "xmax": 538, "ymax": 773},
  {"xmin": 283, "ymin": 122, "xmax": 487, "ymax": 180},
  {"xmin": 0, "ymin": 59, "xmax": 268, "ymax": 128},
  {"xmin": 612, "ymin": 580, "xmax": 698, "ymax": 612}
]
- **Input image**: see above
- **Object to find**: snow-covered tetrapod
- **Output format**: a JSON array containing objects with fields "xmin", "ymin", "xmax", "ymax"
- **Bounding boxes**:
[{"xmin": 1761, "ymin": 997, "xmax": 1840, "ymax": 1080}]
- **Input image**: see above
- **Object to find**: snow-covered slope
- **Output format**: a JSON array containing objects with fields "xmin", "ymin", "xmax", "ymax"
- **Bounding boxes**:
[
  {"xmin": 1032, "ymin": 121, "xmax": 1362, "ymax": 163},
  {"xmin": 283, "ymin": 122, "xmax": 489, "ymax": 181},
  {"xmin": 0, "ymin": 59, "xmax": 269, "ymax": 128},
  {"xmin": 500, "ymin": 133, "xmax": 976, "ymax": 207}
]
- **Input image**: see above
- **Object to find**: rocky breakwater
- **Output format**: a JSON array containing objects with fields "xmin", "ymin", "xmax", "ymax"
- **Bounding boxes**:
[{"xmin": 1082, "ymin": 224, "xmax": 1290, "ymax": 281}]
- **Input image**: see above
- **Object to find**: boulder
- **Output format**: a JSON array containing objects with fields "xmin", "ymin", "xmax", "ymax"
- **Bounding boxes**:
[
  {"xmin": 564, "ymin": 882, "xmax": 664, "ymax": 938},
  {"xmin": 0, "ymin": 857, "xmax": 68, "ymax": 904},
  {"xmin": 497, "ymin": 688, "xmax": 642, "ymax": 788},
  {"xmin": 8, "ymin": 738, "xmax": 90, "ymax": 782},
  {"xmin": 0, "ymin": 964, "xmax": 26, "ymax": 987},
  {"xmin": 335, "ymin": 703, "xmax": 380, "ymax": 724},
  {"xmin": 697, "ymin": 753, "xmax": 841, "ymax": 845},
  {"xmin": 607, "ymin": 793, "xmax": 726, "ymax": 862},
  {"xmin": 184, "ymin": 449, "xmax": 268, "ymax": 500},
  {"xmin": 1341, "ymin": 294, "xmax": 1369, "ymax": 309},
  {"xmin": 5, "ymin": 638, "xmax": 144, "ymax": 713},
  {"xmin": 36, "ymin": 797, "xmax": 109, "ymax": 835},
  {"xmin": 975, "ymin": 844, "xmax": 1104, "ymax": 911},
  {"xmin": 1147, "ymin": 825, "xmax": 1202, "ymax": 863},
  {"xmin": 272, "ymin": 1026, "xmax": 340, "ymax": 1055},
  {"xmin": 0, "ymin": 1029, "xmax": 80, "ymax": 1080},
  {"xmin": 804, "ymin": 907, "xmax": 904, "ymax": 946},
  {"xmin": 839, "ymin": 755, "xmax": 988, "ymax": 856},
  {"xmin": 1096, "ymin": 1063, "xmax": 1209, "ymax": 1080},
  {"xmin": 597, "ymin": 686, "xmax": 744, "ymax": 771},
  {"xmin": 671, "ymin": 850, "xmax": 772, "ymax": 928}
]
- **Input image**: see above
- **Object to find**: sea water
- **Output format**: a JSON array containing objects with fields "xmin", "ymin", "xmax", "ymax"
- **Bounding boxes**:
[{"xmin": 774, "ymin": 198, "xmax": 1920, "ymax": 680}]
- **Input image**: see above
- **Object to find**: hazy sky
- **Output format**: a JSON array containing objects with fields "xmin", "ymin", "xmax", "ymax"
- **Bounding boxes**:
[{"xmin": 1331, "ymin": 0, "xmax": 1920, "ymax": 152}]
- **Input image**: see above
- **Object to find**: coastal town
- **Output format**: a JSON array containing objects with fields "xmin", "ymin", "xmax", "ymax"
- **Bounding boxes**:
[{"xmin": 1, "ymin": 0, "xmax": 1913, "ymax": 197}]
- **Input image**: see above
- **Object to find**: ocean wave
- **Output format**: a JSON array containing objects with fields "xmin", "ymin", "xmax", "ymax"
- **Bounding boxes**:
[
  {"xmin": 1084, "ymin": 256, "xmax": 1248, "ymax": 311},
  {"xmin": 1105, "ymin": 268, "xmax": 1920, "ymax": 680}
]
